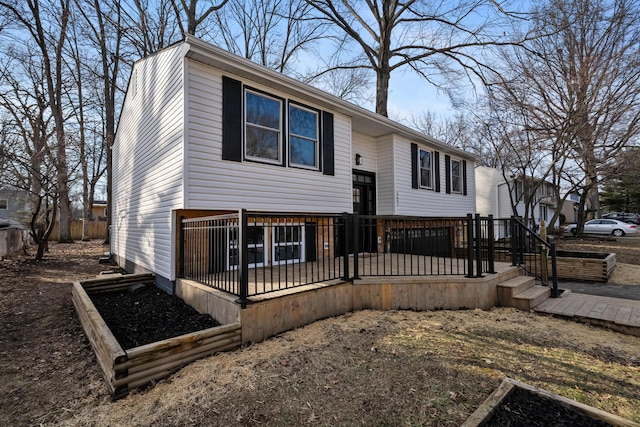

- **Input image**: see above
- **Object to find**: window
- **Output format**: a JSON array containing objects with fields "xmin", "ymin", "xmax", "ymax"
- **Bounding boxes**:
[
  {"xmin": 0, "ymin": 199, "xmax": 7, "ymax": 210},
  {"xmin": 289, "ymin": 103, "xmax": 319, "ymax": 169},
  {"xmin": 419, "ymin": 149, "xmax": 432, "ymax": 189},
  {"xmin": 272, "ymin": 224, "xmax": 305, "ymax": 265},
  {"xmin": 228, "ymin": 225, "xmax": 266, "ymax": 269},
  {"xmin": 451, "ymin": 159, "xmax": 462, "ymax": 193},
  {"xmin": 245, "ymin": 90, "xmax": 282, "ymax": 163},
  {"xmin": 223, "ymin": 76, "xmax": 334, "ymax": 174},
  {"xmin": 539, "ymin": 205, "xmax": 548, "ymax": 222}
]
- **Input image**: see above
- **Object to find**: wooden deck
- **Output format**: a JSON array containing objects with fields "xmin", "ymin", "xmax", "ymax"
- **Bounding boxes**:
[{"xmin": 534, "ymin": 292, "xmax": 640, "ymax": 336}]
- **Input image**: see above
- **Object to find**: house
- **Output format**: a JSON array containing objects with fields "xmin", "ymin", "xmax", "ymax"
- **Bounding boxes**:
[
  {"xmin": 475, "ymin": 166, "xmax": 559, "ymax": 229},
  {"xmin": 91, "ymin": 200, "xmax": 108, "ymax": 221},
  {"xmin": 559, "ymin": 192, "xmax": 580, "ymax": 224},
  {"xmin": 112, "ymin": 36, "xmax": 477, "ymax": 293},
  {"xmin": 0, "ymin": 189, "xmax": 33, "ymax": 225}
]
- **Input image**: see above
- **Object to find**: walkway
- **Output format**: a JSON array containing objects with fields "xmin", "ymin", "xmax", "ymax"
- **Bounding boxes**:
[{"xmin": 534, "ymin": 292, "xmax": 640, "ymax": 336}]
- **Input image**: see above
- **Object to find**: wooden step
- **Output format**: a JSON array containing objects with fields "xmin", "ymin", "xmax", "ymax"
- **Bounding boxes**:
[
  {"xmin": 497, "ymin": 275, "xmax": 535, "ymax": 307},
  {"xmin": 513, "ymin": 285, "xmax": 551, "ymax": 311}
]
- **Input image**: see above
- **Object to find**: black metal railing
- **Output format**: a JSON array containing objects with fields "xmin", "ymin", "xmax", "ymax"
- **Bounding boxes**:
[
  {"xmin": 353, "ymin": 214, "xmax": 496, "ymax": 278},
  {"xmin": 510, "ymin": 216, "xmax": 559, "ymax": 297},
  {"xmin": 180, "ymin": 211, "xmax": 499, "ymax": 304}
]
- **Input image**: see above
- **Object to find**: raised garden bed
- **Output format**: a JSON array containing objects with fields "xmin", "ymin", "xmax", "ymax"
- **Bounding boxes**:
[
  {"xmin": 494, "ymin": 250, "xmax": 616, "ymax": 282},
  {"xmin": 463, "ymin": 378, "xmax": 639, "ymax": 427},
  {"xmin": 72, "ymin": 273, "xmax": 241, "ymax": 399}
]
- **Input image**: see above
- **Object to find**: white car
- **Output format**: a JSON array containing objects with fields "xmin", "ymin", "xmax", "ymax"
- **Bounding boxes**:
[{"xmin": 566, "ymin": 219, "xmax": 639, "ymax": 237}]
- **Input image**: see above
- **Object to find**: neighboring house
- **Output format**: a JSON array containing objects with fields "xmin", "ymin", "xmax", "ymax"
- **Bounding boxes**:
[
  {"xmin": 475, "ymin": 166, "xmax": 559, "ymax": 229},
  {"xmin": 559, "ymin": 191, "xmax": 581, "ymax": 224},
  {"xmin": 0, "ymin": 189, "xmax": 33, "ymax": 224},
  {"xmin": 112, "ymin": 36, "xmax": 477, "ymax": 293},
  {"xmin": 91, "ymin": 200, "xmax": 108, "ymax": 221}
]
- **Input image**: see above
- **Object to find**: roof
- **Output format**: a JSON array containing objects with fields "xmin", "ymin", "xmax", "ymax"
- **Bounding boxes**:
[{"xmin": 183, "ymin": 36, "xmax": 477, "ymax": 161}]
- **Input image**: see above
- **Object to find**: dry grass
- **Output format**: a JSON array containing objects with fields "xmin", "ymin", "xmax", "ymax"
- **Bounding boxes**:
[{"xmin": 59, "ymin": 309, "xmax": 640, "ymax": 427}]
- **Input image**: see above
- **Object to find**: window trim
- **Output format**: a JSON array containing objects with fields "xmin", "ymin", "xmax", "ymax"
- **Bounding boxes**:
[
  {"xmin": 288, "ymin": 101, "xmax": 320, "ymax": 170},
  {"xmin": 0, "ymin": 199, "xmax": 7, "ymax": 210},
  {"xmin": 244, "ymin": 87, "xmax": 284, "ymax": 165},
  {"xmin": 419, "ymin": 148, "xmax": 433, "ymax": 190}
]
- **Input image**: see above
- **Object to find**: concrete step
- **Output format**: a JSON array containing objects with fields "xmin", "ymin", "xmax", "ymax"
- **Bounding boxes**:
[
  {"xmin": 513, "ymin": 285, "xmax": 551, "ymax": 312},
  {"xmin": 497, "ymin": 275, "xmax": 535, "ymax": 307}
]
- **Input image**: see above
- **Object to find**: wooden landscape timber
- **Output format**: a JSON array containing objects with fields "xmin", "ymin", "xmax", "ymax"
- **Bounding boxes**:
[
  {"xmin": 72, "ymin": 274, "xmax": 241, "ymax": 399},
  {"xmin": 463, "ymin": 377, "xmax": 640, "ymax": 427},
  {"xmin": 494, "ymin": 250, "xmax": 616, "ymax": 282}
]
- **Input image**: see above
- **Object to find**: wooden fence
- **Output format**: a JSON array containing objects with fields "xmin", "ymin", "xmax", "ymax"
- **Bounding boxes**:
[{"xmin": 51, "ymin": 220, "xmax": 107, "ymax": 241}]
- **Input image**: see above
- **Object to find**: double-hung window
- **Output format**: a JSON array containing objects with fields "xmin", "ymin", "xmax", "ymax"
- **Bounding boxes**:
[
  {"xmin": 245, "ymin": 90, "xmax": 282, "ymax": 163},
  {"xmin": 0, "ymin": 199, "xmax": 7, "ymax": 210},
  {"xmin": 289, "ymin": 103, "xmax": 319, "ymax": 169},
  {"xmin": 419, "ymin": 149, "xmax": 433, "ymax": 189},
  {"xmin": 451, "ymin": 159, "xmax": 462, "ymax": 193}
]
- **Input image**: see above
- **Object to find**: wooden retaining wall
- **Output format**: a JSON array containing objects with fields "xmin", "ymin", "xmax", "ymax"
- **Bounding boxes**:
[
  {"xmin": 494, "ymin": 251, "xmax": 616, "ymax": 282},
  {"xmin": 72, "ymin": 273, "xmax": 241, "ymax": 399}
]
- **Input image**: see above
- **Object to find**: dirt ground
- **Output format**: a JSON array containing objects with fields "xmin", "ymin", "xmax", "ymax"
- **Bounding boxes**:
[{"xmin": 1, "ymin": 240, "xmax": 639, "ymax": 426}]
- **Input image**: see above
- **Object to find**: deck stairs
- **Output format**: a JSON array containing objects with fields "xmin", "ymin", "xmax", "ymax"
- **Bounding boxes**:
[{"xmin": 497, "ymin": 274, "xmax": 551, "ymax": 311}]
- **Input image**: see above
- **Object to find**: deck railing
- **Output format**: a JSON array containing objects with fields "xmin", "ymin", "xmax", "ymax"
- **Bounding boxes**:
[
  {"xmin": 510, "ymin": 217, "xmax": 559, "ymax": 297},
  {"xmin": 179, "ymin": 211, "xmax": 498, "ymax": 305}
]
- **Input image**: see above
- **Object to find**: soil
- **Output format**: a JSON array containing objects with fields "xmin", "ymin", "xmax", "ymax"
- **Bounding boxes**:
[
  {"xmin": 90, "ymin": 286, "xmax": 220, "ymax": 349},
  {"xmin": 486, "ymin": 388, "xmax": 613, "ymax": 427},
  {"xmin": 1, "ymin": 240, "xmax": 639, "ymax": 426}
]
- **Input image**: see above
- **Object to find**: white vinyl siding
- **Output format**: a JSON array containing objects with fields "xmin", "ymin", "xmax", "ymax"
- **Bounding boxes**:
[
  {"xmin": 376, "ymin": 135, "xmax": 395, "ymax": 215},
  {"xmin": 393, "ymin": 136, "xmax": 475, "ymax": 216},
  {"xmin": 352, "ymin": 132, "xmax": 377, "ymax": 173},
  {"xmin": 112, "ymin": 44, "xmax": 185, "ymax": 282},
  {"xmin": 186, "ymin": 60, "xmax": 352, "ymax": 213}
]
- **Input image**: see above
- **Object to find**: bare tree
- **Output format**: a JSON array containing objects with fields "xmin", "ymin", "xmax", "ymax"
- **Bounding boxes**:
[
  {"xmin": 482, "ymin": 0, "xmax": 640, "ymax": 234},
  {"xmin": 122, "ymin": 0, "xmax": 181, "ymax": 56},
  {"xmin": 71, "ymin": 0, "xmax": 127, "ymax": 244},
  {"xmin": 1, "ymin": 0, "xmax": 74, "ymax": 242},
  {"xmin": 210, "ymin": 0, "xmax": 325, "ymax": 75},
  {"xmin": 0, "ymin": 53, "xmax": 59, "ymax": 259},
  {"xmin": 305, "ymin": 0, "xmax": 526, "ymax": 116},
  {"xmin": 170, "ymin": 0, "xmax": 227, "ymax": 36}
]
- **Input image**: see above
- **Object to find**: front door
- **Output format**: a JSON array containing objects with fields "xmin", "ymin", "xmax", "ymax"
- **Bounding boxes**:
[{"xmin": 353, "ymin": 170, "xmax": 376, "ymax": 253}]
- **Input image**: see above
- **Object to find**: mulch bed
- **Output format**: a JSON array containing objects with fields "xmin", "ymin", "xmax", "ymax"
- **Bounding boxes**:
[
  {"xmin": 90, "ymin": 285, "xmax": 220, "ymax": 350},
  {"xmin": 485, "ymin": 387, "xmax": 613, "ymax": 427}
]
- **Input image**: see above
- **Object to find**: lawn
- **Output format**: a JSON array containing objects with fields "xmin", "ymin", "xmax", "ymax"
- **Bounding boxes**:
[{"xmin": 1, "ymin": 240, "xmax": 638, "ymax": 426}]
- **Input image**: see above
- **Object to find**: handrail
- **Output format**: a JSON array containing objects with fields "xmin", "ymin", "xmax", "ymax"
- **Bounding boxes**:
[{"xmin": 511, "ymin": 217, "xmax": 559, "ymax": 297}]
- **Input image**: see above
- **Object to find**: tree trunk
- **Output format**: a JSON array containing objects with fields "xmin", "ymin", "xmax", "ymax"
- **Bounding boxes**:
[{"xmin": 375, "ymin": 67, "xmax": 390, "ymax": 117}]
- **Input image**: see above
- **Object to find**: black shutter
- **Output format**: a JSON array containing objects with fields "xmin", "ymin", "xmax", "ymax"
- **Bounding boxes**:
[
  {"xmin": 434, "ymin": 151, "xmax": 440, "ymax": 192},
  {"xmin": 445, "ymin": 155, "xmax": 451, "ymax": 194},
  {"xmin": 322, "ymin": 111, "xmax": 334, "ymax": 175},
  {"xmin": 462, "ymin": 160, "xmax": 467, "ymax": 195},
  {"xmin": 222, "ymin": 76, "xmax": 242, "ymax": 162},
  {"xmin": 411, "ymin": 143, "xmax": 418, "ymax": 189}
]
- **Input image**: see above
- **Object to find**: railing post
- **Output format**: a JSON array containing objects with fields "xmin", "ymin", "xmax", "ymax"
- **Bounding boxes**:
[
  {"xmin": 487, "ymin": 214, "xmax": 496, "ymax": 274},
  {"xmin": 178, "ymin": 216, "xmax": 185, "ymax": 278},
  {"xmin": 342, "ymin": 212, "xmax": 350, "ymax": 281},
  {"xmin": 550, "ymin": 242, "xmax": 559, "ymax": 297},
  {"xmin": 474, "ymin": 214, "xmax": 483, "ymax": 277},
  {"xmin": 510, "ymin": 216, "xmax": 518, "ymax": 266},
  {"xmin": 539, "ymin": 220, "xmax": 549, "ymax": 287},
  {"xmin": 352, "ymin": 213, "xmax": 360, "ymax": 280},
  {"xmin": 235, "ymin": 209, "xmax": 249, "ymax": 308},
  {"xmin": 466, "ymin": 214, "xmax": 474, "ymax": 278}
]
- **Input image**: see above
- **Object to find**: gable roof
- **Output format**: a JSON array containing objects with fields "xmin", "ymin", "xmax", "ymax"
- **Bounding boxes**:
[{"xmin": 184, "ymin": 36, "xmax": 476, "ymax": 161}]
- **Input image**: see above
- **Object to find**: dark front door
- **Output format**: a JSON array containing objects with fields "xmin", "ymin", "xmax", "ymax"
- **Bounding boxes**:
[{"xmin": 352, "ymin": 170, "xmax": 376, "ymax": 253}]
